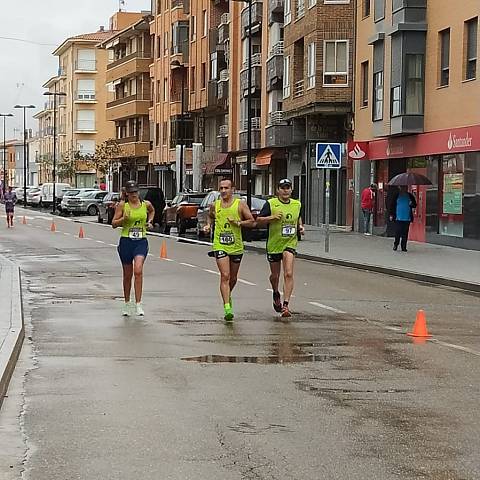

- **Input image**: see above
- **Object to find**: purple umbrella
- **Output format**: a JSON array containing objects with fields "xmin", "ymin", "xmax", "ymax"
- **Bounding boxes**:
[{"xmin": 388, "ymin": 172, "xmax": 432, "ymax": 186}]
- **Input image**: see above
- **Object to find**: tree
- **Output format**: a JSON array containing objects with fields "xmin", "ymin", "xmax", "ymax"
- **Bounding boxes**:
[
  {"xmin": 58, "ymin": 149, "xmax": 90, "ymax": 182},
  {"xmin": 89, "ymin": 139, "xmax": 121, "ymax": 177}
]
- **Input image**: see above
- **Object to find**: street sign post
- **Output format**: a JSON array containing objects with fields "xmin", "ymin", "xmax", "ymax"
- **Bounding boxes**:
[{"xmin": 315, "ymin": 143, "xmax": 342, "ymax": 253}]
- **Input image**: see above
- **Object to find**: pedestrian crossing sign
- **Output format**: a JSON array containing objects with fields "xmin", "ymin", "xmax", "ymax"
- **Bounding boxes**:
[{"xmin": 316, "ymin": 143, "xmax": 342, "ymax": 169}]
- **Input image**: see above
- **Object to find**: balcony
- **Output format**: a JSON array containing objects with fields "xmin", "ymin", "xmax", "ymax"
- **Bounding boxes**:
[
  {"xmin": 217, "ymin": 74, "xmax": 229, "ymax": 100},
  {"xmin": 74, "ymin": 90, "xmax": 96, "ymax": 103},
  {"xmin": 266, "ymin": 111, "xmax": 292, "ymax": 147},
  {"xmin": 169, "ymin": 88, "xmax": 189, "ymax": 116},
  {"xmin": 218, "ymin": 13, "xmax": 230, "ymax": 43},
  {"xmin": 269, "ymin": 0, "xmax": 284, "ymax": 24},
  {"xmin": 75, "ymin": 120, "xmax": 96, "ymax": 133},
  {"xmin": 217, "ymin": 125, "xmax": 228, "ymax": 153},
  {"xmin": 106, "ymin": 51, "xmax": 151, "ymax": 83},
  {"xmin": 239, "ymin": 117, "xmax": 261, "ymax": 150},
  {"xmin": 116, "ymin": 136, "xmax": 150, "ymax": 158},
  {"xmin": 240, "ymin": 56, "xmax": 262, "ymax": 95},
  {"xmin": 293, "ymin": 79, "xmax": 304, "ymax": 98},
  {"xmin": 241, "ymin": 2, "xmax": 263, "ymax": 38},
  {"xmin": 74, "ymin": 60, "xmax": 97, "ymax": 73},
  {"xmin": 267, "ymin": 43, "xmax": 284, "ymax": 91},
  {"xmin": 106, "ymin": 94, "xmax": 151, "ymax": 121},
  {"xmin": 207, "ymin": 80, "xmax": 227, "ymax": 109}
]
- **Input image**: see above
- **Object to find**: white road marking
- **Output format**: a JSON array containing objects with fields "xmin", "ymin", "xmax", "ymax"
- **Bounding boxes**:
[
  {"xmin": 162, "ymin": 258, "xmax": 174, "ymax": 262},
  {"xmin": 96, "ymin": 240, "xmax": 105, "ymax": 244},
  {"xmin": 179, "ymin": 262, "xmax": 197, "ymax": 268},
  {"xmin": 204, "ymin": 268, "xmax": 220, "ymax": 275},
  {"xmin": 431, "ymin": 339, "xmax": 480, "ymax": 357},
  {"xmin": 109, "ymin": 243, "xmax": 117, "ymax": 247},
  {"xmin": 309, "ymin": 301, "xmax": 346, "ymax": 315},
  {"xmin": 84, "ymin": 237, "xmax": 93, "ymax": 240},
  {"xmin": 63, "ymin": 232, "xmax": 70, "ymax": 236},
  {"xmin": 238, "ymin": 278, "xmax": 256, "ymax": 286}
]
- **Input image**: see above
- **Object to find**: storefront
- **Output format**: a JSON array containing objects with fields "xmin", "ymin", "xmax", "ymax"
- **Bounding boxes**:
[{"xmin": 354, "ymin": 124, "xmax": 480, "ymax": 250}]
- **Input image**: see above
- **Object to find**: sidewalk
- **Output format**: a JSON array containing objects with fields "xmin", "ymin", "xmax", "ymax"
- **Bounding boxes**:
[
  {"xmin": 248, "ymin": 226, "xmax": 480, "ymax": 292},
  {"xmin": 0, "ymin": 256, "xmax": 24, "ymax": 409}
]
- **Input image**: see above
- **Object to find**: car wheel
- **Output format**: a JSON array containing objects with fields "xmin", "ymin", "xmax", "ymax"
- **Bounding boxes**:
[{"xmin": 87, "ymin": 205, "xmax": 98, "ymax": 216}]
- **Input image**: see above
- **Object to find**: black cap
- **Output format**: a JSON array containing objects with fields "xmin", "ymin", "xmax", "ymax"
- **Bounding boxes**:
[
  {"xmin": 125, "ymin": 180, "xmax": 138, "ymax": 193},
  {"xmin": 278, "ymin": 178, "xmax": 292, "ymax": 188}
]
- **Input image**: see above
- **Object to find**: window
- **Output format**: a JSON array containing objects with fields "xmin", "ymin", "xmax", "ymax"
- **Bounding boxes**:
[
  {"xmin": 163, "ymin": 78, "xmax": 168, "ymax": 101},
  {"xmin": 405, "ymin": 54, "xmax": 424, "ymax": 115},
  {"xmin": 210, "ymin": 53, "xmax": 218, "ymax": 80},
  {"xmin": 373, "ymin": 0, "xmax": 385, "ymax": 22},
  {"xmin": 296, "ymin": 0, "xmax": 305, "ymax": 18},
  {"xmin": 76, "ymin": 110, "xmax": 95, "ymax": 131},
  {"xmin": 190, "ymin": 66, "xmax": 196, "ymax": 91},
  {"xmin": 155, "ymin": 123, "xmax": 160, "ymax": 146},
  {"xmin": 307, "ymin": 42, "xmax": 316, "ymax": 88},
  {"xmin": 439, "ymin": 28, "xmax": 450, "ymax": 86},
  {"xmin": 203, "ymin": 10, "xmax": 208, "ymax": 37},
  {"xmin": 201, "ymin": 63, "xmax": 206, "ymax": 88},
  {"xmin": 284, "ymin": 0, "xmax": 292, "ymax": 24},
  {"xmin": 77, "ymin": 140, "xmax": 95, "ymax": 156},
  {"xmin": 308, "ymin": 0, "xmax": 315, "ymax": 7},
  {"xmin": 363, "ymin": 0, "xmax": 370, "ymax": 17},
  {"xmin": 283, "ymin": 55, "xmax": 291, "ymax": 98},
  {"xmin": 465, "ymin": 18, "xmax": 478, "ymax": 80},
  {"xmin": 391, "ymin": 86, "xmax": 401, "ymax": 116},
  {"xmin": 164, "ymin": 32, "xmax": 168, "ymax": 55},
  {"xmin": 323, "ymin": 40, "xmax": 348, "ymax": 85},
  {"xmin": 361, "ymin": 61, "xmax": 369, "ymax": 106},
  {"xmin": 157, "ymin": 80, "xmax": 161, "ymax": 102},
  {"xmin": 191, "ymin": 16, "xmax": 196, "ymax": 41},
  {"xmin": 162, "ymin": 121, "xmax": 168, "ymax": 145},
  {"xmin": 157, "ymin": 36, "xmax": 161, "ymax": 58},
  {"xmin": 373, "ymin": 71, "xmax": 383, "ymax": 121},
  {"xmin": 76, "ymin": 79, "xmax": 95, "ymax": 100},
  {"xmin": 76, "ymin": 49, "xmax": 96, "ymax": 71}
]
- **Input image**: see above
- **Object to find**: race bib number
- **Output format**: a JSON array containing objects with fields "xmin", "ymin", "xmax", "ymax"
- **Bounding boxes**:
[
  {"xmin": 219, "ymin": 232, "xmax": 235, "ymax": 245},
  {"xmin": 129, "ymin": 227, "xmax": 142, "ymax": 240},
  {"xmin": 282, "ymin": 225, "xmax": 296, "ymax": 237}
]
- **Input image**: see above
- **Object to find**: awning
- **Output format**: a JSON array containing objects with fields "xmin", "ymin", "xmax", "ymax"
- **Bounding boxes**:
[
  {"xmin": 255, "ymin": 149, "xmax": 274, "ymax": 166},
  {"xmin": 204, "ymin": 153, "xmax": 230, "ymax": 174}
]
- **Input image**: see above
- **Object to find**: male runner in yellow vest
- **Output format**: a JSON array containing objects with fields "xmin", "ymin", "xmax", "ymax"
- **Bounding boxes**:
[
  {"xmin": 256, "ymin": 178, "xmax": 304, "ymax": 317},
  {"xmin": 205, "ymin": 178, "xmax": 254, "ymax": 321}
]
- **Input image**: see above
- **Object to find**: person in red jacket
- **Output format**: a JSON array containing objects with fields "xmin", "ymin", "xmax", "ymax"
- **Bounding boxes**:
[{"xmin": 360, "ymin": 184, "xmax": 377, "ymax": 235}]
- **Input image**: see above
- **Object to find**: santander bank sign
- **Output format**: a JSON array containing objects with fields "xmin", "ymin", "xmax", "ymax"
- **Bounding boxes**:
[{"xmin": 447, "ymin": 131, "xmax": 473, "ymax": 150}]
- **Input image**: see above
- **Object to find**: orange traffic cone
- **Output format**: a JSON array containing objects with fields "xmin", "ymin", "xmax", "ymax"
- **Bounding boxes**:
[
  {"xmin": 79, "ymin": 226, "xmax": 85, "ymax": 238},
  {"xmin": 50, "ymin": 220, "xmax": 56, "ymax": 232},
  {"xmin": 22, "ymin": 216, "xmax": 27, "ymax": 225},
  {"xmin": 160, "ymin": 240, "xmax": 167, "ymax": 259},
  {"xmin": 407, "ymin": 310, "xmax": 432, "ymax": 338}
]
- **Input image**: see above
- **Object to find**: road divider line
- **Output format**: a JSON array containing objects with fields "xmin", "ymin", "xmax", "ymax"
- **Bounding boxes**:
[
  {"xmin": 204, "ymin": 269, "xmax": 220, "ymax": 275},
  {"xmin": 179, "ymin": 262, "xmax": 197, "ymax": 268},
  {"xmin": 309, "ymin": 301, "xmax": 346, "ymax": 315},
  {"xmin": 96, "ymin": 240, "xmax": 105, "ymax": 244},
  {"xmin": 238, "ymin": 278, "xmax": 256, "ymax": 286}
]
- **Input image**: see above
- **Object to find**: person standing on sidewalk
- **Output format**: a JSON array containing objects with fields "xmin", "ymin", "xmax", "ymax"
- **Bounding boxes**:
[
  {"xmin": 4, "ymin": 186, "xmax": 17, "ymax": 228},
  {"xmin": 388, "ymin": 186, "xmax": 417, "ymax": 252},
  {"xmin": 360, "ymin": 184, "xmax": 377, "ymax": 235},
  {"xmin": 256, "ymin": 179, "xmax": 304, "ymax": 318},
  {"xmin": 205, "ymin": 178, "xmax": 254, "ymax": 322},
  {"xmin": 112, "ymin": 180, "xmax": 155, "ymax": 317}
]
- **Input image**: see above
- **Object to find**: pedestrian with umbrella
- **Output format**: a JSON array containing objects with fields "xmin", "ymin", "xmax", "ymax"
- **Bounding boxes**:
[{"xmin": 387, "ymin": 173, "xmax": 432, "ymax": 252}]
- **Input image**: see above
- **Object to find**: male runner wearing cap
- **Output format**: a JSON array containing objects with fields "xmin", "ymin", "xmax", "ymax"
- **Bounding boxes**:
[
  {"xmin": 205, "ymin": 178, "xmax": 254, "ymax": 322},
  {"xmin": 256, "ymin": 178, "xmax": 304, "ymax": 317}
]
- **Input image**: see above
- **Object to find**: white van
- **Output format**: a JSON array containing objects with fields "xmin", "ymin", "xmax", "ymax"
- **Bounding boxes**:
[{"xmin": 40, "ymin": 183, "xmax": 71, "ymax": 207}]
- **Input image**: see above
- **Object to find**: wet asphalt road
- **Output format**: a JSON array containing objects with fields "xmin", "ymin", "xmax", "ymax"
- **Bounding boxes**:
[{"xmin": 1, "ymin": 209, "xmax": 480, "ymax": 480}]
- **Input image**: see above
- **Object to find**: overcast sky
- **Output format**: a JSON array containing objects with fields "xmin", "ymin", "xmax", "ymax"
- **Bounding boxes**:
[{"xmin": 0, "ymin": 0, "xmax": 150, "ymax": 139}]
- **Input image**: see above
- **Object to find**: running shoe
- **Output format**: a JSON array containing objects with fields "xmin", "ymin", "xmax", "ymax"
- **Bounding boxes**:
[
  {"xmin": 224, "ymin": 304, "xmax": 234, "ymax": 322},
  {"xmin": 272, "ymin": 291, "xmax": 282, "ymax": 313},
  {"xmin": 122, "ymin": 302, "xmax": 133, "ymax": 317},
  {"xmin": 281, "ymin": 305, "xmax": 292, "ymax": 318},
  {"xmin": 135, "ymin": 303, "xmax": 145, "ymax": 316}
]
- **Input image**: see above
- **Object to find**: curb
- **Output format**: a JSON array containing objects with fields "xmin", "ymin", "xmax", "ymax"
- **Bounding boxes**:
[
  {"xmin": 244, "ymin": 244, "xmax": 480, "ymax": 294},
  {"xmin": 0, "ymin": 258, "xmax": 25, "ymax": 409}
]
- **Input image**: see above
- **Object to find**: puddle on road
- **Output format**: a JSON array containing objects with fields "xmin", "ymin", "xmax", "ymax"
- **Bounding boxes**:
[{"xmin": 182, "ymin": 353, "xmax": 345, "ymax": 364}]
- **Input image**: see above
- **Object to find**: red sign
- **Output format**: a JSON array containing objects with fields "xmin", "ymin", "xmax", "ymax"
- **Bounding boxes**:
[
  {"xmin": 347, "ymin": 141, "xmax": 369, "ymax": 160},
  {"xmin": 364, "ymin": 124, "xmax": 480, "ymax": 161}
]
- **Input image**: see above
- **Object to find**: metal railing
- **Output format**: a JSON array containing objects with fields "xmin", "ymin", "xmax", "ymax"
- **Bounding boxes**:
[
  {"xmin": 106, "ymin": 93, "xmax": 150, "ymax": 109},
  {"xmin": 220, "ymin": 12, "xmax": 230, "ymax": 25},
  {"xmin": 269, "ymin": 111, "xmax": 286, "ymax": 125},
  {"xmin": 269, "ymin": 41, "xmax": 284, "ymax": 57},
  {"xmin": 107, "ymin": 50, "xmax": 151, "ymax": 70},
  {"xmin": 293, "ymin": 79, "xmax": 304, "ymax": 98},
  {"xmin": 75, "ymin": 90, "xmax": 96, "ymax": 101},
  {"xmin": 219, "ymin": 69, "xmax": 229, "ymax": 81},
  {"xmin": 240, "ymin": 117, "xmax": 261, "ymax": 131},
  {"xmin": 242, "ymin": 53, "xmax": 262, "ymax": 70},
  {"xmin": 218, "ymin": 124, "xmax": 228, "ymax": 137}
]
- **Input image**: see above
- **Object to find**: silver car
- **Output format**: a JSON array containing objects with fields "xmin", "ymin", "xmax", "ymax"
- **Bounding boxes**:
[{"xmin": 60, "ymin": 190, "xmax": 108, "ymax": 216}]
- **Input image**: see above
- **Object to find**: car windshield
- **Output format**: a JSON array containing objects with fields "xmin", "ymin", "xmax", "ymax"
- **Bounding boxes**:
[
  {"xmin": 185, "ymin": 195, "xmax": 206, "ymax": 204},
  {"xmin": 250, "ymin": 197, "xmax": 267, "ymax": 210},
  {"xmin": 29, "ymin": 188, "xmax": 41, "ymax": 193},
  {"xmin": 78, "ymin": 191, "xmax": 97, "ymax": 198},
  {"xmin": 64, "ymin": 190, "xmax": 80, "ymax": 196}
]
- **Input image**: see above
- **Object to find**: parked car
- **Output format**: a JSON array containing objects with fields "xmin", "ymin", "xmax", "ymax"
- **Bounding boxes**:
[
  {"xmin": 40, "ymin": 182, "xmax": 71, "ymax": 207},
  {"xmin": 196, "ymin": 191, "xmax": 269, "ymax": 239},
  {"xmin": 26, "ymin": 187, "xmax": 42, "ymax": 206},
  {"xmin": 58, "ymin": 188, "xmax": 96, "ymax": 212},
  {"xmin": 14, "ymin": 186, "xmax": 36, "ymax": 204},
  {"xmin": 138, "ymin": 186, "xmax": 166, "ymax": 228},
  {"xmin": 97, "ymin": 192, "xmax": 121, "ymax": 224},
  {"xmin": 60, "ymin": 190, "xmax": 108, "ymax": 216},
  {"xmin": 161, "ymin": 192, "xmax": 208, "ymax": 234}
]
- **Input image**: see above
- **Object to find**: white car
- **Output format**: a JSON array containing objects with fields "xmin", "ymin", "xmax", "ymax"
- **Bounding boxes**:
[
  {"xmin": 26, "ymin": 187, "xmax": 42, "ymax": 206},
  {"xmin": 40, "ymin": 183, "xmax": 71, "ymax": 207}
]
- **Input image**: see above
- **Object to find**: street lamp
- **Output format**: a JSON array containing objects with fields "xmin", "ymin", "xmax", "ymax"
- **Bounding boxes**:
[
  {"xmin": 231, "ymin": 0, "xmax": 252, "ymax": 208},
  {"xmin": 0, "ymin": 113, "xmax": 14, "ymax": 196},
  {"xmin": 43, "ymin": 91, "xmax": 66, "ymax": 214},
  {"xmin": 171, "ymin": 59, "xmax": 187, "ymax": 193},
  {"xmin": 14, "ymin": 105, "xmax": 36, "ymax": 207}
]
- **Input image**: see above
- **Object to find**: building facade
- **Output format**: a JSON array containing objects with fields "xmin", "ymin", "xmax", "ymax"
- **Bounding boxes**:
[
  {"xmin": 101, "ymin": 14, "xmax": 153, "ymax": 191},
  {"xmin": 352, "ymin": 0, "xmax": 480, "ymax": 249}
]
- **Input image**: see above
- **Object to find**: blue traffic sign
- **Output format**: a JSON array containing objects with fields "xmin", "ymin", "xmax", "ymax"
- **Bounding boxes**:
[{"xmin": 315, "ymin": 143, "xmax": 342, "ymax": 169}]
